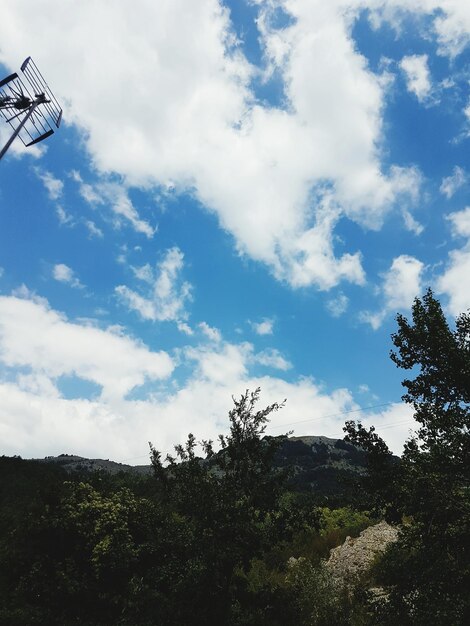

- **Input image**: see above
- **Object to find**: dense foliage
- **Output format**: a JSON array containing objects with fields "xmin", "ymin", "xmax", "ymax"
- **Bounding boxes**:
[
  {"xmin": 0, "ymin": 291, "xmax": 468, "ymax": 625},
  {"xmin": 0, "ymin": 391, "xmax": 367, "ymax": 625},
  {"xmin": 345, "ymin": 289, "xmax": 470, "ymax": 625}
]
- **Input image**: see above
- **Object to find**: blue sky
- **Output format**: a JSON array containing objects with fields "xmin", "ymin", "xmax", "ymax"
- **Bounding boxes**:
[{"xmin": 0, "ymin": 0, "xmax": 469, "ymax": 461}]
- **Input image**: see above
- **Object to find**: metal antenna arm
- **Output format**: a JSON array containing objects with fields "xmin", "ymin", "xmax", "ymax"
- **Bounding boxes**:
[
  {"xmin": 0, "ymin": 58, "xmax": 62, "ymax": 160},
  {"xmin": 0, "ymin": 99, "xmax": 40, "ymax": 161}
]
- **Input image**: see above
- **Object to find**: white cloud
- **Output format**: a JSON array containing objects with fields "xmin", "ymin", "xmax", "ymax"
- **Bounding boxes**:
[
  {"xmin": 177, "ymin": 321, "xmax": 194, "ymax": 336},
  {"xmin": 0, "ymin": 124, "xmax": 45, "ymax": 160},
  {"xmin": 55, "ymin": 202, "xmax": 103, "ymax": 237},
  {"xmin": 275, "ymin": 197, "xmax": 366, "ymax": 289},
  {"xmin": 359, "ymin": 402, "xmax": 416, "ymax": 455},
  {"xmin": 185, "ymin": 341, "xmax": 251, "ymax": 386},
  {"xmin": 131, "ymin": 263, "xmax": 154, "ymax": 283},
  {"xmin": 84, "ymin": 220, "xmax": 103, "ymax": 238},
  {"xmin": 56, "ymin": 205, "xmax": 75, "ymax": 226},
  {"xmin": 199, "ymin": 321, "xmax": 222, "ymax": 342},
  {"xmin": 253, "ymin": 348, "xmax": 292, "ymax": 371},
  {"xmin": 437, "ymin": 207, "xmax": 470, "ymax": 315},
  {"xmin": 432, "ymin": 4, "xmax": 470, "ymax": 58},
  {"xmin": 116, "ymin": 247, "xmax": 192, "ymax": 323},
  {"xmin": 0, "ymin": 0, "xmax": 440, "ymax": 290},
  {"xmin": 326, "ymin": 292, "xmax": 349, "ymax": 317},
  {"xmin": 70, "ymin": 171, "xmax": 155, "ymax": 238},
  {"xmin": 402, "ymin": 209, "xmax": 424, "ymax": 235},
  {"xmin": 52, "ymin": 263, "xmax": 83, "ymax": 289},
  {"xmin": 0, "ymin": 286, "xmax": 415, "ymax": 459},
  {"xmin": 438, "ymin": 248, "xmax": 470, "ymax": 315},
  {"xmin": 379, "ymin": 255, "xmax": 424, "ymax": 311},
  {"xmin": 0, "ymin": 372, "xmax": 359, "ymax": 460},
  {"xmin": 440, "ymin": 166, "xmax": 467, "ymax": 198},
  {"xmin": 399, "ymin": 54, "xmax": 432, "ymax": 102},
  {"xmin": 0, "ymin": 350, "xmax": 415, "ymax": 459},
  {"xmin": 447, "ymin": 206, "xmax": 470, "ymax": 238},
  {"xmin": 251, "ymin": 317, "xmax": 274, "ymax": 335},
  {"xmin": 465, "ymin": 101, "xmax": 470, "ymax": 124},
  {"xmin": 34, "ymin": 167, "xmax": 64, "ymax": 200},
  {"xmin": 0, "ymin": 293, "xmax": 174, "ymax": 402},
  {"xmin": 367, "ymin": 1, "xmax": 470, "ymax": 58},
  {"xmin": 361, "ymin": 255, "xmax": 425, "ymax": 329}
]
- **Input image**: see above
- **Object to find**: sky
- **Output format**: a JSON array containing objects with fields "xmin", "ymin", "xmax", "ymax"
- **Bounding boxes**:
[{"xmin": 0, "ymin": 0, "xmax": 468, "ymax": 462}]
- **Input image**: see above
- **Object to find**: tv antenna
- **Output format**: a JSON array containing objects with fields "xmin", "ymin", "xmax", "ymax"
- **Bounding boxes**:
[{"xmin": 0, "ymin": 57, "xmax": 62, "ymax": 161}]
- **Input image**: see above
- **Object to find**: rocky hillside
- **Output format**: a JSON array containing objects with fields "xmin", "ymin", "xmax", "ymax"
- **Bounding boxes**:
[
  {"xmin": 36, "ymin": 435, "xmax": 378, "ymax": 500},
  {"xmin": 273, "ymin": 435, "xmax": 371, "ymax": 501},
  {"xmin": 38, "ymin": 453, "xmax": 152, "ymax": 476},
  {"xmin": 326, "ymin": 521, "xmax": 399, "ymax": 589}
]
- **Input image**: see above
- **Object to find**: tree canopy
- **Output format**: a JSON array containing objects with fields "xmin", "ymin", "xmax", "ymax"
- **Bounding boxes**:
[{"xmin": 345, "ymin": 289, "xmax": 470, "ymax": 625}]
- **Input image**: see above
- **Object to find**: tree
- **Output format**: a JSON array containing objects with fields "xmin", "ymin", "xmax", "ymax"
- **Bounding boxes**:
[
  {"xmin": 344, "ymin": 289, "xmax": 470, "ymax": 625},
  {"xmin": 0, "ymin": 479, "xmax": 161, "ymax": 625},
  {"xmin": 391, "ymin": 287, "xmax": 469, "ymax": 470},
  {"xmin": 148, "ymin": 388, "xmax": 292, "ymax": 624}
]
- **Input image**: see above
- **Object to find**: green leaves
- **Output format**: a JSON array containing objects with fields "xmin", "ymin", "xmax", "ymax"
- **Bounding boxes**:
[{"xmin": 348, "ymin": 289, "xmax": 470, "ymax": 624}]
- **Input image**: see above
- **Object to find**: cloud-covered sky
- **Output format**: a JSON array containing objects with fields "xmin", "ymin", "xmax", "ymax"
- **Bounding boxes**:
[{"xmin": 0, "ymin": 0, "xmax": 468, "ymax": 460}]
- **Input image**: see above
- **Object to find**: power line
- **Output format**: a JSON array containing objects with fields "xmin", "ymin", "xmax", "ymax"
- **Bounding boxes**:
[
  {"xmin": 117, "ymin": 400, "xmax": 410, "ymax": 464},
  {"xmin": 328, "ymin": 418, "xmax": 415, "ymax": 440},
  {"xmin": 267, "ymin": 401, "xmax": 400, "ymax": 431}
]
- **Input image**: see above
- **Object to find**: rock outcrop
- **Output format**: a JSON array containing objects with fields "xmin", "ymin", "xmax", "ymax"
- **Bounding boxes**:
[{"xmin": 326, "ymin": 521, "xmax": 398, "ymax": 589}]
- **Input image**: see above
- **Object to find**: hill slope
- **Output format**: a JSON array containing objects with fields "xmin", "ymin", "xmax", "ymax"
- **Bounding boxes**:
[{"xmin": 35, "ymin": 435, "xmax": 374, "ymax": 501}]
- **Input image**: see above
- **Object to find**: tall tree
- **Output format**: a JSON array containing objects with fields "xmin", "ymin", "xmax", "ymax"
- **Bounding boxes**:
[
  {"xmin": 149, "ymin": 388, "xmax": 291, "ymax": 624},
  {"xmin": 345, "ymin": 289, "xmax": 470, "ymax": 625}
]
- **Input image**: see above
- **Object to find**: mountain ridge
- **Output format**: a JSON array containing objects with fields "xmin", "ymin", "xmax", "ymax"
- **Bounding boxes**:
[{"xmin": 32, "ymin": 435, "xmax": 381, "ymax": 502}]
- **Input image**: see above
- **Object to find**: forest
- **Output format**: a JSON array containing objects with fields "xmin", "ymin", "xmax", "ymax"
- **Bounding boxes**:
[{"xmin": 0, "ymin": 289, "xmax": 468, "ymax": 625}]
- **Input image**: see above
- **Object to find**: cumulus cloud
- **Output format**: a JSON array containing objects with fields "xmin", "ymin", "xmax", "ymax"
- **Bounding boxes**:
[
  {"xmin": 438, "ymin": 248, "xmax": 470, "ymax": 315},
  {"xmin": 0, "ymin": 355, "xmax": 416, "ymax": 460},
  {"xmin": 446, "ymin": 206, "xmax": 470, "ymax": 238},
  {"xmin": 0, "ymin": 293, "xmax": 174, "ymax": 402},
  {"xmin": 116, "ymin": 247, "xmax": 192, "ymax": 324},
  {"xmin": 361, "ymin": 254, "xmax": 425, "ymax": 329},
  {"xmin": 0, "ymin": 372, "xmax": 357, "ymax": 461},
  {"xmin": 52, "ymin": 263, "xmax": 83, "ymax": 289},
  {"xmin": 437, "ymin": 207, "xmax": 470, "ymax": 315},
  {"xmin": 253, "ymin": 348, "xmax": 292, "ymax": 371},
  {"xmin": 399, "ymin": 54, "xmax": 432, "ymax": 102},
  {"xmin": 276, "ymin": 196, "xmax": 367, "ymax": 289},
  {"xmin": 440, "ymin": 166, "xmax": 467, "ymax": 198},
  {"xmin": 251, "ymin": 318, "xmax": 275, "ymax": 336},
  {"xmin": 0, "ymin": 286, "xmax": 416, "ymax": 459},
  {"xmin": 367, "ymin": 0, "xmax": 470, "ymax": 58},
  {"xmin": 359, "ymin": 402, "xmax": 416, "ymax": 455},
  {"xmin": 0, "ymin": 0, "xmax": 448, "ymax": 290}
]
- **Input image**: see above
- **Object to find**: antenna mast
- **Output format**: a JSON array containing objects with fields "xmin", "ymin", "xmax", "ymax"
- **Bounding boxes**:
[{"xmin": 0, "ymin": 57, "xmax": 62, "ymax": 161}]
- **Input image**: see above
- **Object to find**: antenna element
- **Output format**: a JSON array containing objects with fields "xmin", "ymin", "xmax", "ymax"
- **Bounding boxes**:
[{"xmin": 0, "ymin": 57, "xmax": 62, "ymax": 160}]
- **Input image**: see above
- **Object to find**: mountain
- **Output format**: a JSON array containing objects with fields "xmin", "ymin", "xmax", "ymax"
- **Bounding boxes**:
[
  {"xmin": 35, "ymin": 435, "xmax": 375, "ymax": 502},
  {"xmin": 38, "ymin": 453, "xmax": 152, "ymax": 476},
  {"xmin": 273, "ymin": 435, "xmax": 370, "ymax": 502}
]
